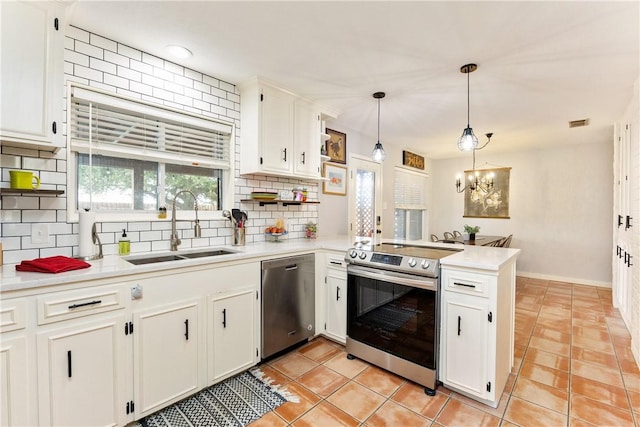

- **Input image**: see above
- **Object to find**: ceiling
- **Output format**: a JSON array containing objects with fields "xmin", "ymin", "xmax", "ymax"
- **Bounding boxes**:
[{"xmin": 67, "ymin": 1, "xmax": 639, "ymax": 159}]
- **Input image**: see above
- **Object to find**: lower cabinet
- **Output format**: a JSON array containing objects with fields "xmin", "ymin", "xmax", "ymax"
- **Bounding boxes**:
[
  {"xmin": 324, "ymin": 253, "xmax": 347, "ymax": 344},
  {"xmin": 0, "ymin": 336, "xmax": 29, "ymax": 426},
  {"xmin": 209, "ymin": 288, "xmax": 256, "ymax": 383},
  {"xmin": 441, "ymin": 296, "xmax": 489, "ymax": 397},
  {"xmin": 439, "ymin": 261, "xmax": 516, "ymax": 408},
  {"xmin": 36, "ymin": 313, "xmax": 128, "ymax": 426},
  {"xmin": 134, "ymin": 300, "xmax": 200, "ymax": 418}
]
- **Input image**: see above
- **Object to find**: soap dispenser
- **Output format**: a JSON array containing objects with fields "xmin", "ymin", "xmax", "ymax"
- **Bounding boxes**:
[{"xmin": 118, "ymin": 229, "xmax": 130, "ymax": 256}]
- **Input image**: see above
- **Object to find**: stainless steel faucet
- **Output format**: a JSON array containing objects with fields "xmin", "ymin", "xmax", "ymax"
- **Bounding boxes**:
[{"xmin": 170, "ymin": 190, "xmax": 202, "ymax": 251}]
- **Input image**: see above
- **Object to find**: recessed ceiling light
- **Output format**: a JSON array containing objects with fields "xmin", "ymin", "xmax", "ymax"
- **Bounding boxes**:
[{"xmin": 165, "ymin": 45, "xmax": 192, "ymax": 59}]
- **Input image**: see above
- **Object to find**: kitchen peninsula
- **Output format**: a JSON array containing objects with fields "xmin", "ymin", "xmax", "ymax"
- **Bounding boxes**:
[{"xmin": 0, "ymin": 238, "xmax": 519, "ymax": 426}]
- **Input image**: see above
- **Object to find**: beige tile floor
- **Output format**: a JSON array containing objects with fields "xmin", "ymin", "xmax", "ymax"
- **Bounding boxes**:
[{"xmin": 250, "ymin": 277, "xmax": 640, "ymax": 427}]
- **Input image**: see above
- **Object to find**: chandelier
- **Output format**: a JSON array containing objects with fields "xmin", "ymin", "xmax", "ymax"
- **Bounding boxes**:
[{"xmin": 456, "ymin": 132, "xmax": 494, "ymax": 193}]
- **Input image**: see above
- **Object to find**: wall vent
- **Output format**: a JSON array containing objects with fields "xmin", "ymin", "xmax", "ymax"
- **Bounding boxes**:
[{"xmin": 569, "ymin": 119, "xmax": 590, "ymax": 128}]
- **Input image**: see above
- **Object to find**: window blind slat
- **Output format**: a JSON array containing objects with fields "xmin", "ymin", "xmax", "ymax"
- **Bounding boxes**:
[{"xmin": 69, "ymin": 89, "xmax": 233, "ymax": 167}]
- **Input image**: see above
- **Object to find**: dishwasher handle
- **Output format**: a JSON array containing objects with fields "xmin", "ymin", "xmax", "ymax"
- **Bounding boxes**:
[{"xmin": 285, "ymin": 264, "xmax": 298, "ymax": 271}]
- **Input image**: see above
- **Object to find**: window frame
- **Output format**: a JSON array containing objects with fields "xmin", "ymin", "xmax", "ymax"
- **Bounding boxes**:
[
  {"xmin": 66, "ymin": 83, "xmax": 235, "ymax": 223},
  {"xmin": 393, "ymin": 165, "xmax": 429, "ymax": 241}
]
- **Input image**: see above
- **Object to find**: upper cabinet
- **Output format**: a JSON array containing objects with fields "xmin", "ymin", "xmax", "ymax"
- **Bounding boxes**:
[
  {"xmin": 240, "ymin": 78, "xmax": 335, "ymax": 180},
  {"xmin": 0, "ymin": 1, "xmax": 65, "ymax": 152}
]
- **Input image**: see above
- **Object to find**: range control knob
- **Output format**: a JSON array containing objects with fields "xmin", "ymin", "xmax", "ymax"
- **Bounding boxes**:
[
  {"xmin": 421, "ymin": 260, "xmax": 431, "ymax": 269},
  {"xmin": 349, "ymin": 250, "xmax": 358, "ymax": 258},
  {"xmin": 408, "ymin": 258, "xmax": 417, "ymax": 267},
  {"xmin": 358, "ymin": 251, "xmax": 367, "ymax": 260}
]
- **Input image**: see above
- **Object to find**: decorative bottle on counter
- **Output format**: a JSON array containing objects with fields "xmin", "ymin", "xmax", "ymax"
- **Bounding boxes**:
[{"xmin": 118, "ymin": 229, "xmax": 130, "ymax": 256}]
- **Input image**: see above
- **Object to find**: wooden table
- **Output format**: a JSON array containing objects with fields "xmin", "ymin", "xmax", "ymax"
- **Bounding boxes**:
[
  {"xmin": 458, "ymin": 235, "xmax": 504, "ymax": 246},
  {"xmin": 439, "ymin": 235, "xmax": 504, "ymax": 246}
]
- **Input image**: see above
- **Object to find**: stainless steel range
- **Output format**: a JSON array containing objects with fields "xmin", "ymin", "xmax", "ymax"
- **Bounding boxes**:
[{"xmin": 345, "ymin": 243, "xmax": 460, "ymax": 395}]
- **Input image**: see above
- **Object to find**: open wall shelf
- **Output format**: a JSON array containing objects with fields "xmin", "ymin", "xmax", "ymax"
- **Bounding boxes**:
[{"xmin": 241, "ymin": 199, "xmax": 320, "ymax": 207}]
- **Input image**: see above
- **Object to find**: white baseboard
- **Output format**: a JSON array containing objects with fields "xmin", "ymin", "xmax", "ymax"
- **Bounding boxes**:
[{"xmin": 516, "ymin": 270, "xmax": 611, "ymax": 288}]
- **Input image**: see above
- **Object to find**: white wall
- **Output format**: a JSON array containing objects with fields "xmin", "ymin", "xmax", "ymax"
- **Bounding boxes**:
[{"xmin": 430, "ymin": 142, "xmax": 613, "ymax": 286}]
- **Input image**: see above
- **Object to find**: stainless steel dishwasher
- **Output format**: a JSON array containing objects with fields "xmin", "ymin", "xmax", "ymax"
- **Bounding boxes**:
[{"xmin": 261, "ymin": 253, "xmax": 315, "ymax": 359}]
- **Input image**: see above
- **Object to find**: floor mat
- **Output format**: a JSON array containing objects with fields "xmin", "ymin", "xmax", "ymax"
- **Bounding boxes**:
[{"xmin": 137, "ymin": 369, "xmax": 294, "ymax": 427}]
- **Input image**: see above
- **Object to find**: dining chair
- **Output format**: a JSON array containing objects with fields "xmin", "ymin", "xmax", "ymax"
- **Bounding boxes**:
[
  {"xmin": 430, "ymin": 234, "xmax": 439, "ymax": 242},
  {"xmin": 500, "ymin": 234, "xmax": 513, "ymax": 248},
  {"xmin": 488, "ymin": 239, "xmax": 502, "ymax": 247},
  {"xmin": 452, "ymin": 230, "xmax": 462, "ymax": 238},
  {"xmin": 443, "ymin": 231, "xmax": 454, "ymax": 239}
]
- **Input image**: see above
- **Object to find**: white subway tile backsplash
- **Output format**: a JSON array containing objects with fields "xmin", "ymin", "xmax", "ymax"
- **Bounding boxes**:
[
  {"xmin": 22, "ymin": 157, "xmax": 57, "ymax": 171},
  {"xmin": 104, "ymin": 50, "xmax": 130, "ymax": 67},
  {"xmin": 2, "ymin": 223, "xmax": 32, "ymax": 237},
  {"xmin": 75, "ymin": 40, "xmax": 104, "ymax": 59},
  {"xmin": 117, "ymin": 66, "xmax": 142, "ymax": 82},
  {"xmin": 39, "ymin": 171, "xmax": 67, "ymax": 185},
  {"xmin": 184, "ymin": 68, "xmax": 203, "ymax": 82},
  {"xmin": 142, "ymin": 73, "xmax": 164, "ymax": 89},
  {"xmin": 193, "ymin": 81, "xmax": 211, "ymax": 93},
  {"xmin": 3, "ymin": 249, "xmax": 39, "ymax": 264},
  {"xmin": 39, "ymin": 197, "xmax": 67, "ymax": 210},
  {"xmin": 1, "ymin": 154, "xmax": 20, "ymax": 168},
  {"xmin": 65, "ymin": 50, "xmax": 90, "ymax": 67},
  {"xmin": 202, "ymin": 75, "xmax": 220, "ymax": 88},
  {"xmin": 90, "ymin": 34, "xmax": 117, "ymax": 52},
  {"xmin": 153, "ymin": 66, "xmax": 174, "ymax": 82},
  {"xmin": 104, "ymin": 73, "xmax": 130, "ymax": 90},
  {"xmin": 5, "ymin": 197, "xmax": 39, "ymax": 210},
  {"xmin": 90, "ymin": 57, "xmax": 117, "ymax": 74},
  {"xmin": 22, "ymin": 210, "xmax": 57, "ymax": 223},
  {"xmin": 74, "ymin": 64, "xmax": 103, "ymax": 82},
  {"xmin": 129, "ymin": 81, "xmax": 153, "ymax": 96},
  {"xmin": 118, "ymin": 44, "xmax": 142, "ymax": 61},
  {"xmin": 139, "ymin": 230, "xmax": 162, "ymax": 241},
  {"xmin": 152, "ymin": 88, "xmax": 174, "ymax": 102},
  {"xmin": 67, "ymin": 26, "xmax": 90, "ymax": 43}
]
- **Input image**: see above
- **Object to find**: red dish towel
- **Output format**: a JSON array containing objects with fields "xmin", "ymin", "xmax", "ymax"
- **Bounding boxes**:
[{"xmin": 16, "ymin": 256, "xmax": 91, "ymax": 274}]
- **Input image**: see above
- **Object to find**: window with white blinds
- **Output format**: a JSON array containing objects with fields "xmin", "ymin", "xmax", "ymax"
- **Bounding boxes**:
[
  {"xmin": 66, "ymin": 84, "xmax": 234, "ymax": 219},
  {"xmin": 69, "ymin": 86, "xmax": 233, "ymax": 168},
  {"xmin": 394, "ymin": 167, "xmax": 428, "ymax": 240}
]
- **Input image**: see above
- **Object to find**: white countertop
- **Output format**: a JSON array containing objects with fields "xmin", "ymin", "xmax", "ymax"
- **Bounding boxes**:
[{"xmin": 0, "ymin": 237, "xmax": 519, "ymax": 294}]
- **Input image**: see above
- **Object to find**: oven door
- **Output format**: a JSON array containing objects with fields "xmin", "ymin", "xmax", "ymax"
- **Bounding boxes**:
[{"xmin": 347, "ymin": 265, "xmax": 438, "ymax": 370}]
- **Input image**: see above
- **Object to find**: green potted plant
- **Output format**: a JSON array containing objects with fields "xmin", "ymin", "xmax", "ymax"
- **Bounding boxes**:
[{"xmin": 463, "ymin": 224, "xmax": 480, "ymax": 241}]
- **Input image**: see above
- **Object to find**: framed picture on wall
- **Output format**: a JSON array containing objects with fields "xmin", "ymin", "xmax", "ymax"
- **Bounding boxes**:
[
  {"xmin": 463, "ymin": 167, "xmax": 511, "ymax": 219},
  {"xmin": 325, "ymin": 128, "xmax": 347, "ymax": 164},
  {"xmin": 322, "ymin": 163, "xmax": 347, "ymax": 196}
]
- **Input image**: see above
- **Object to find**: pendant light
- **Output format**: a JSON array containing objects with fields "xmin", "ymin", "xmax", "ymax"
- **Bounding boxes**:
[
  {"xmin": 457, "ymin": 63, "xmax": 479, "ymax": 151},
  {"xmin": 371, "ymin": 91, "xmax": 386, "ymax": 162}
]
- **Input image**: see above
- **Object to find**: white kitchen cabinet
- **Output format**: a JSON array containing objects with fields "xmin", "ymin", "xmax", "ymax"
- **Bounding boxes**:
[
  {"xmin": 293, "ymin": 99, "xmax": 322, "ymax": 179},
  {"xmin": 134, "ymin": 299, "xmax": 200, "ymax": 418},
  {"xmin": 324, "ymin": 253, "xmax": 347, "ymax": 344},
  {"xmin": 0, "ymin": 0, "xmax": 64, "ymax": 151},
  {"xmin": 1, "ymin": 298, "xmax": 30, "ymax": 427},
  {"xmin": 439, "ymin": 262, "xmax": 515, "ymax": 408},
  {"xmin": 36, "ymin": 313, "xmax": 128, "ymax": 426},
  {"xmin": 209, "ymin": 288, "xmax": 256, "ymax": 383},
  {"xmin": 240, "ymin": 78, "xmax": 325, "ymax": 179}
]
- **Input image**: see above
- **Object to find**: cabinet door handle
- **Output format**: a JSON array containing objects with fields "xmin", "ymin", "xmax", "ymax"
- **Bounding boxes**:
[
  {"xmin": 454, "ymin": 282, "xmax": 476, "ymax": 288},
  {"xmin": 222, "ymin": 309, "xmax": 227, "ymax": 328},
  {"xmin": 52, "ymin": 121, "xmax": 57, "ymax": 134},
  {"xmin": 283, "ymin": 148, "xmax": 287, "ymax": 162},
  {"xmin": 68, "ymin": 299, "xmax": 102, "ymax": 310},
  {"xmin": 618, "ymin": 214, "xmax": 624, "ymax": 227},
  {"xmin": 301, "ymin": 151, "xmax": 306, "ymax": 164},
  {"xmin": 184, "ymin": 319, "xmax": 189, "ymax": 340},
  {"xmin": 336, "ymin": 286, "xmax": 341, "ymax": 301},
  {"xmin": 457, "ymin": 316, "xmax": 461, "ymax": 336},
  {"xmin": 626, "ymin": 215, "xmax": 633, "ymax": 230},
  {"xmin": 329, "ymin": 261, "xmax": 343, "ymax": 266},
  {"xmin": 67, "ymin": 350, "xmax": 72, "ymax": 378}
]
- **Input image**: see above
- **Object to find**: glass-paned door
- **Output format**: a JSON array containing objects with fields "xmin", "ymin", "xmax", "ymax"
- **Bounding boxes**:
[{"xmin": 348, "ymin": 156, "xmax": 382, "ymax": 244}]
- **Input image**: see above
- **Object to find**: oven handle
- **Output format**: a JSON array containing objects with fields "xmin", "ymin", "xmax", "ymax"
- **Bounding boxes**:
[{"xmin": 347, "ymin": 265, "xmax": 437, "ymax": 291}]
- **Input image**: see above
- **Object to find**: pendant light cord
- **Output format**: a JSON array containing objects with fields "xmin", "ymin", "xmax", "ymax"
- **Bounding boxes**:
[
  {"xmin": 377, "ymin": 97, "xmax": 381, "ymax": 142},
  {"xmin": 466, "ymin": 66, "xmax": 470, "ymax": 127}
]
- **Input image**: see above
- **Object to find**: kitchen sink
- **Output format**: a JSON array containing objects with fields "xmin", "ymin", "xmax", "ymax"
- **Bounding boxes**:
[
  {"xmin": 125, "ymin": 248, "xmax": 238, "ymax": 265},
  {"xmin": 180, "ymin": 249, "xmax": 236, "ymax": 259}
]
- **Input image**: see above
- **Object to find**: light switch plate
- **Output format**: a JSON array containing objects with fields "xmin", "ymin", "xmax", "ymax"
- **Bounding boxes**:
[{"xmin": 31, "ymin": 224, "xmax": 50, "ymax": 244}]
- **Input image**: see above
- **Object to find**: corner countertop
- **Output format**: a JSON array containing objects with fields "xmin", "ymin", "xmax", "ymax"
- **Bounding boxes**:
[{"xmin": 0, "ymin": 237, "xmax": 519, "ymax": 294}]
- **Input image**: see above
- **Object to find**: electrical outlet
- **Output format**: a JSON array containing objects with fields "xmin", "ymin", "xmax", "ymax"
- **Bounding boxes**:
[{"xmin": 31, "ymin": 224, "xmax": 50, "ymax": 244}]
